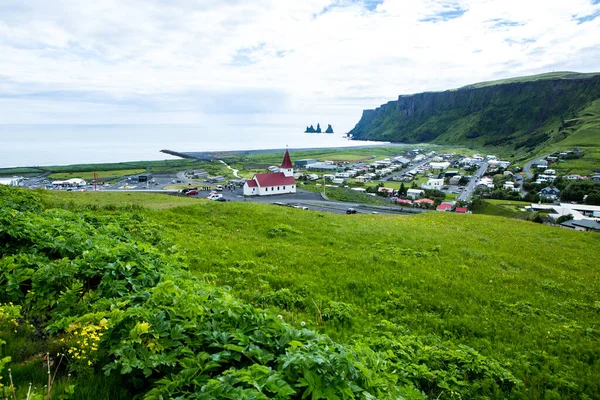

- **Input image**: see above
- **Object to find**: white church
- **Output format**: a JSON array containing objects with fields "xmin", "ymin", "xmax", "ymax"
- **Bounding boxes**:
[{"xmin": 243, "ymin": 150, "xmax": 297, "ymax": 196}]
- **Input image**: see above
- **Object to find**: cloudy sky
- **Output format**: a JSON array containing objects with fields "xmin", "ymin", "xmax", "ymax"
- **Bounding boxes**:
[{"xmin": 1, "ymin": 0, "xmax": 599, "ymax": 131}]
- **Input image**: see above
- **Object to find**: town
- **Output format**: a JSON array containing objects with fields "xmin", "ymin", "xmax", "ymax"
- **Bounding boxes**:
[{"xmin": 2, "ymin": 146, "xmax": 599, "ymax": 231}]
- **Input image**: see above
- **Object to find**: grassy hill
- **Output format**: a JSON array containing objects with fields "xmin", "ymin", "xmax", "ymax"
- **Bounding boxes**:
[
  {"xmin": 349, "ymin": 72, "xmax": 600, "ymax": 160},
  {"xmin": 2, "ymin": 188, "xmax": 600, "ymax": 399}
]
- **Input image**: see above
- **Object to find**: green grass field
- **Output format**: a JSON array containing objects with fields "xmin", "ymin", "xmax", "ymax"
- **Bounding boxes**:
[{"xmin": 9, "ymin": 189, "xmax": 595, "ymax": 398}]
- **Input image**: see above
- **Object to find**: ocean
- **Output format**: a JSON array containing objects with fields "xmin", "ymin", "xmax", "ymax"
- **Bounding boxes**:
[{"xmin": 0, "ymin": 124, "xmax": 381, "ymax": 168}]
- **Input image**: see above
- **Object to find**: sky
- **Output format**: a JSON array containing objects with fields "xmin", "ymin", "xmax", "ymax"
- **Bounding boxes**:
[{"xmin": 1, "ymin": 0, "xmax": 599, "ymax": 131}]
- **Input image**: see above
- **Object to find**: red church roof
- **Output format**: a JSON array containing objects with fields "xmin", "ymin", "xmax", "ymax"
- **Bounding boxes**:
[
  {"xmin": 280, "ymin": 150, "xmax": 293, "ymax": 169},
  {"xmin": 253, "ymin": 172, "xmax": 295, "ymax": 187},
  {"xmin": 246, "ymin": 179, "xmax": 258, "ymax": 187}
]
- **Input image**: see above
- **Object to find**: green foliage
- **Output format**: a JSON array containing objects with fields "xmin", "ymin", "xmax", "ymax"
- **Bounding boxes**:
[
  {"xmin": 3, "ymin": 186, "xmax": 600, "ymax": 399},
  {"xmin": 0, "ymin": 187, "xmax": 405, "ymax": 399},
  {"xmin": 560, "ymin": 181, "xmax": 600, "ymax": 205},
  {"xmin": 349, "ymin": 73, "xmax": 600, "ymax": 156}
]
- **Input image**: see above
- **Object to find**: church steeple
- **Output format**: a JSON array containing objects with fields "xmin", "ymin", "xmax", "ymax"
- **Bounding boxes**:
[{"xmin": 280, "ymin": 149, "xmax": 294, "ymax": 177}]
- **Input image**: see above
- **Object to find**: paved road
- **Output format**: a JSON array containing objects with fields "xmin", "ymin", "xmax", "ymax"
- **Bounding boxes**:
[
  {"xmin": 457, "ymin": 162, "xmax": 488, "ymax": 202},
  {"xmin": 523, "ymin": 154, "xmax": 550, "ymax": 179},
  {"xmin": 378, "ymin": 158, "xmax": 433, "ymax": 182}
]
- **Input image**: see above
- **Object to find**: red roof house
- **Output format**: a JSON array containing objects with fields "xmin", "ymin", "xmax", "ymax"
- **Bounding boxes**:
[
  {"xmin": 455, "ymin": 207, "xmax": 468, "ymax": 213},
  {"xmin": 436, "ymin": 203, "xmax": 453, "ymax": 212}
]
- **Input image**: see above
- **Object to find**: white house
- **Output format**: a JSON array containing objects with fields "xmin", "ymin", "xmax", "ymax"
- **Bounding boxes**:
[
  {"xmin": 429, "ymin": 161, "xmax": 451, "ymax": 171},
  {"xmin": 407, "ymin": 189, "xmax": 425, "ymax": 199},
  {"xmin": 243, "ymin": 150, "xmax": 296, "ymax": 196},
  {"xmin": 421, "ymin": 178, "xmax": 444, "ymax": 190}
]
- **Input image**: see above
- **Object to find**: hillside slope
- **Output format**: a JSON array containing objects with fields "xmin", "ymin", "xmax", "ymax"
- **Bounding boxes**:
[
  {"xmin": 35, "ymin": 190, "xmax": 600, "ymax": 399},
  {"xmin": 349, "ymin": 72, "xmax": 600, "ymax": 155}
]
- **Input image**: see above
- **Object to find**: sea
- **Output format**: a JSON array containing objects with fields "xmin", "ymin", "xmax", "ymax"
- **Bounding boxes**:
[{"xmin": 0, "ymin": 124, "xmax": 384, "ymax": 169}]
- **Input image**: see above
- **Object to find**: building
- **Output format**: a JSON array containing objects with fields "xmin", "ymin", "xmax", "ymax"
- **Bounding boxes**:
[
  {"xmin": 243, "ymin": 150, "xmax": 296, "ymax": 196},
  {"xmin": 421, "ymin": 178, "xmax": 444, "ymax": 190},
  {"xmin": 539, "ymin": 186, "xmax": 560, "ymax": 200},
  {"xmin": 429, "ymin": 162, "xmax": 451, "ymax": 171},
  {"xmin": 138, "ymin": 174, "xmax": 152, "ymax": 183},
  {"xmin": 0, "ymin": 177, "xmax": 22, "ymax": 186},
  {"xmin": 295, "ymin": 159, "xmax": 317, "ymax": 168},
  {"xmin": 436, "ymin": 203, "xmax": 453, "ymax": 212},
  {"xmin": 306, "ymin": 162, "xmax": 341, "ymax": 172},
  {"xmin": 52, "ymin": 178, "xmax": 86, "ymax": 187},
  {"xmin": 406, "ymin": 189, "xmax": 425, "ymax": 199},
  {"xmin": 560, "ymin": 219, "xmax": 600, "ymax": 232}
]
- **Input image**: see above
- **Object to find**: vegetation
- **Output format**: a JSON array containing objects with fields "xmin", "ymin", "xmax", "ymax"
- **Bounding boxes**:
[
  {"xmin": 2, "ymin": 187, "xmax": 599, "ymax": 399},
  {"xmin": 349, "ymin": 72, "xmax": 600, "ymax": 158}
]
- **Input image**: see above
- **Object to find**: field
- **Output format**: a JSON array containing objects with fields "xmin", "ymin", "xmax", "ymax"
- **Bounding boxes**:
[{"xmin": 2, "ymin": 187, "xmax": 599, "ymax": 399}]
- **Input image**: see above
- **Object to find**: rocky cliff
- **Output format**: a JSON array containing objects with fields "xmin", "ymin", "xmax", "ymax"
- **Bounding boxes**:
[{"xmin": 349, "ymin": 72, "xmax": 600, "ymax": 152}]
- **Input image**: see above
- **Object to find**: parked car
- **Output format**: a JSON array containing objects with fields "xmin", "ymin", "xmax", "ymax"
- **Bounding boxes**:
[
  {"xmin": 346, "ymin": 208, "xmax": 357, "ymax": 214},
  {"xmin": 181, "ymin": 187, "xmax": 198, "ymax": 194},
  {"xmin": 216, "ymin": 185, "xmax": 223, "ymax": 191},
  {"xmin": 207, "ymin": 193, "xmax": 223, "ymax": 200},
  {"xmin": 215, "ymin": 197, "xmax": 227, "ymax": 202},
  {"xmin": 185, "ymin": 190, "xmax": 199, "ymax": 196}
]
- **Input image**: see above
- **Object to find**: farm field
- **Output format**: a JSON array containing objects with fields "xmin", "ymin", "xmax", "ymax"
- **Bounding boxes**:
[{"xmin": 2, "ymin": 188, "xmax": 598, "ymax": 399}]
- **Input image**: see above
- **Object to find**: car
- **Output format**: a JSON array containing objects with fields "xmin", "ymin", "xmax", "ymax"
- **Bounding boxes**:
[
  {"xmin": 207, "ymin": 193, "xmax": 223, "ymax": 200},
  {"xmin": 346, "ymin": 208, "xmax": 357, "ymax": 214},
  {"xmin": 272, "ymin": 202, "xmax": 285, "ymax": 206},
  {"xmin": 185, "ymin": 190, "xmax": 199, "ymax": 196},
  {"xmin": 215, "ymin": 197, "xmax": 227, "ymax": 202},
  {"xmin": 216, "ymin": 185, "xmax": 223, "ymax": 191},
  {"xmin": 181, "ymin": 187, "xmax": 198, "ymax": 194}
]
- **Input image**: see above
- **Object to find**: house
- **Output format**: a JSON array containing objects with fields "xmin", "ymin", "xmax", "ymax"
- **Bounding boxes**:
[
  {"xmin": 378, "ymin": 187, "xmax": 395, "ymax": 195},
  {"xmin": 421, "ymin": 178, "xmax": 444, "ymax": 190},
  {"xmin": 535, "ymin": 160, "xmax": 548, "ymax": 170},
  {"xmin": 536, "ymin": 174, "xmax": 556, "ymax": 184},
  {"xmin": 449, "ymin": 175, "xmax": 463, "ymax": 185},
  {"xmin": 396, "ymin": 199, "xmax": 413, "ymax": 205},
  {"xmin": 353, "ymin": 176, "xmax": 367, "ymax": 183},
  {"xmin": 307, "ymin": 174, "xmax": 319, "ymax": 181},
  {"xmin": 392, "ymin": 156, "xmax": 411, "ymax": 166},
  {"xmin": 413, "ymin": 154, "xmax": 426, "ymax": 162},
  {"xmin": 406, "ymin": 189, "xmax": 425, "ymax": 199},
  {"xmin": 565, "ymin": 174, "xmax": 584, "ymax": 181},
  {"xmin": 503, "ymin": 181, "xmax": 515, "ymax": 190},
  {"xmin": 539, "ymin": 186, "xmax": 560, "ymax": 200},
  {"xmin": 414, "ymin": 198, "xmax": 435, "ymax": 206},
  {"xmin": 429, "ymin": 161, "xmax": 451, "ymax": 171},
  {"xmin": 455, "ymin": 207, "xmax": 468, "ymax": 213},
  {"xmin": 436, "ymin": 203, "xmax": 453, "ymax": 212},
  {"xmin": 243, "ymin": 150, "xmax": 296, "ymax": 196},
  {"xmin": 543, "ymin": 169, "xmax": 556, "ymax": 175},
  {"xmin": 560, "ymin": 219, "xmax": 600, "ymax": 232},
  {"xmin": 332, "ymin": 178, "xmax": 345, "ymax": 185}
]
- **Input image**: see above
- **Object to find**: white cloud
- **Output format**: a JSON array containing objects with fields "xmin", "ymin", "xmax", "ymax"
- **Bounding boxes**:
[{"xmin": 0, "ymin": 0, "xmax": 598, "ymax": 129}]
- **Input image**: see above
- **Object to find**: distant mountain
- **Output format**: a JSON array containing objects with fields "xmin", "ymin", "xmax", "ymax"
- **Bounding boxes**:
[
  {"xmin": 325, "ymin": 124, "xmax": 334, "ymax": 133},
  {"xmin": 349, "ymin": 72, "xmax": 600, "ymax": 154}
]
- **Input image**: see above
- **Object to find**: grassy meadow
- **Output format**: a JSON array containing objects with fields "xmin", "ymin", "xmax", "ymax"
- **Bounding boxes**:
[{"xmin": 2, "ymin": 189, "xmax": 596, "ymax": 398}]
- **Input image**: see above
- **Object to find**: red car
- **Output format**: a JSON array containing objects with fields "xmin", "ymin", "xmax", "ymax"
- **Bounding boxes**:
[{"xmin": 185, "ymin": 190, "xmax": 199, "ymax": 196}]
